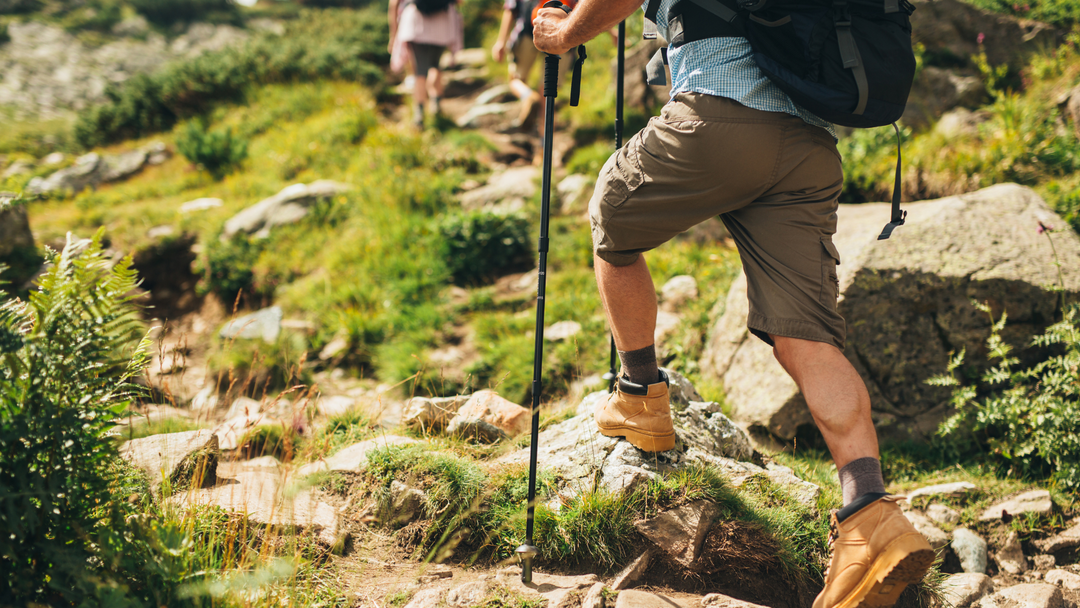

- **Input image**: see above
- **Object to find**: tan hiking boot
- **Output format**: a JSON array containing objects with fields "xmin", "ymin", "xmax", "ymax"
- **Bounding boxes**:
[
  {"xmin": 595, "ymin": 371, "xmax": 676, "ymax": 453},
  {"xmin": 814, "ymin": 495, "xmax": 935, "ymax": 608}
]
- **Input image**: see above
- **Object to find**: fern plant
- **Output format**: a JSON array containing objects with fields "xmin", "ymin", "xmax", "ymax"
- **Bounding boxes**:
[
  {"xmin": 0, "ymin": 233, "xmax": 152, "ymax": 603},
  {"xmin": 932, "ymin": 302, "xmax": 1080, "ymax": 490}
]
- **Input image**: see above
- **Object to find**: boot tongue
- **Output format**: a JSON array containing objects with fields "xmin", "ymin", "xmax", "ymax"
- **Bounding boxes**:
[{"xmin": 836, "ymin": 492, "xmax": 889, "ymax": 523}]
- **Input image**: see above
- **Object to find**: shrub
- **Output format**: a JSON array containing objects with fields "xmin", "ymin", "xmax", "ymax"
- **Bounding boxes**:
[
  {"xmin": 0, "ymin": 233, "xmax": 151, "ymax": 603},
  {"xmin": 129, "ymin": 0, "xmax": 238, "ymax": 24},
  {"xmin": 933, "ymin": 303, "xmax": 1080, "ymax": 490},
  {"xmin": 75, "ymin": 7, "xmax": 389, "ymax": 147},
  {"xmin": 438, "ymin": 211, "xmax": 534, "ymax": 286},
  {"xmin": 0, "ymin": 21, "xmax": 9, "ymax": 45},
  {"xmin": 195, "ymin": 233, "xmax": 263, "ymax": 303},
  {"xmin": 176, "ymin": 118, "xmax": 248, "ymax": 179},
  {"xmin": 963, "ymin": 0, "xmax": 1080, "ymax": 28}
]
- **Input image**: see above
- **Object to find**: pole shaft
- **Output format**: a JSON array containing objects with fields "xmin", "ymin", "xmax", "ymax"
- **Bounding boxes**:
[{"xmin": 608, "ymin": 20, "xmax": 627, "ymax": 392}]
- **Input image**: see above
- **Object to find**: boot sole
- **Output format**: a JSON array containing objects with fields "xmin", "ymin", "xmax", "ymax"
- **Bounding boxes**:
[
  {"xmin": 597, "ymin": 423, "xmax": 676, "ymax": 453},
  {"xmin": 838, "ymin": 535, "xmax": 935, "ymax": 608}
]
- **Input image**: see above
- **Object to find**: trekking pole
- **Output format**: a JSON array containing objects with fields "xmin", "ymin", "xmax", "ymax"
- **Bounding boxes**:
[
  {"xmin": 517, "ymin": 3, "xmax": 585, "ymax": 584},
  {"xmin": 605, "ymin": 20, "xmax": 627, "ymax": 393}
]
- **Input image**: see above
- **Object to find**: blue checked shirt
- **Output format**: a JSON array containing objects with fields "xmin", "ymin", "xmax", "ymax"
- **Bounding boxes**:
[{"xmin": 646, "ymin": 0, "xmax": 836, "ymax": 137}]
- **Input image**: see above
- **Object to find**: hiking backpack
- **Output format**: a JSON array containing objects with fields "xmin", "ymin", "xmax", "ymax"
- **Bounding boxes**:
[
  {"xmin": 642, "ymin": 0, "xmax": 916, "ymax": 239},
  {"xmin": 414, "ymin": 0, "xmax": 454, "ymax": 16}
]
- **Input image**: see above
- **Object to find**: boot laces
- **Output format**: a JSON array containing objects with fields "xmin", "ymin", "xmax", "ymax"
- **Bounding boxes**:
[{"xmin": 823, "ymin": 513, "xmax": 840, "ymax": 580}]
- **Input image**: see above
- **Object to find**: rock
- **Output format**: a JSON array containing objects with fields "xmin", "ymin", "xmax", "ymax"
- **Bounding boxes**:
[
  {"xmin": 498, "ymin": 374, "xmax": 806, "ymax": 500},
  {"xmin": 223, "ymin": 181, "xmax": 352, "ymax": 238},
  {"xmin": 297, "ymin": 435, "xmax": 418, "ymax": 477},
  {"xmin": 660, "ymin": 275, "xmax": 699, "ymax": 312},
  {"xmin": 212, "ymin": 413, "xmax": 270, "ymax": 451},
  {"xmin": 926, "ymin": 503, "xmax": 961, "ymax": 526},
  {"xmin": 180, "ymin": 197, "xmax": 224, "ymax": 213},
  {"xmin": 908, "ymin": 481, "xmax": 977, "ymax": 500},
  {"xmin": 446, "ymin": 581, "xmax": 488, "ymax": 607},
  {"xmin": 1036, "ymin": 521, "xmax": 1080, "ymax": 553},
  {"xmin": 935, "ymin": 108, "xmax": 991, "ymax": 139},
  {"xmin": 402, "ymin": 395, "xmax": 469, "ymax": 432},
  {"xmin": 547, "ymin": 320, "xmax": 583, "ymax": 341},
  {"xmin": 997, "ymin": 530, "xmax": 1030, "ymax": 575},
  {"xmin": 611, "ymin": 549, "xmax": 652, "ymax": 590},
  {"xmin": 145, "ymin": 142, "xmax": 171, "ymax": 165},
  {"xmin": 101, "ymin": 149, "xmax": 148, "ymax": 183},
  {"xmin": 666, "ymin": 368, "xmax": 704, "ymax": 407},
  {"xmin": 387, "ymin": 480, "xmax": 426, "ymax": 526},
  {"xmin": 120, "ymin": 430, "xmax": 218, "ymax": 491},
  {"xmin": 582, "ymin": 583, "xmax": 605, "ymax": 608},
  {"xmin": 700, "ymin": 594, "xmax": 770, "ymax": 608},
  {"xmin": 112, "ymin": 15, "xmax": 150, "ymax": 36},
  {"xmin": 0, "ymin": 197, "xmax": 34, "ymax": 258},
  {"xmin": 219, "ymin": 306, "xmax": 283, "ymax": 343},
  {"xmin": 190, "ymin": 387, "xmax": 220, "ymax": 415},
  {"xmin": 456, "ymin": 101, "xmax": 518, "ymax": 129},
  {"xmin": 447, "ymin": 390, "xmax": 530, "ymax": 438},
  {"xmin": 1045, "ymin": 569, "xmax": 1080, "ymax": 590},
  {"xmin": 903, "ymin": 67, "xmax": 985, "ymax": 129},
  {"xmin": 172, "ymin": 463, "xmax": 345, "ymax": 549},
  {"xmin": 903, "ymin": 509, "xmax": 950, "ymax": 551},
  {"xmin": 1063, "ymin": 85, "xmax": 1080, "ymax": 138},
  {"xmin": 446, "ymin": 418, "xmax": 507, "ymax": 443},
  {"xmin": 2, "ymin": 159, "xmax": 33, "ymax": 178},
  {"xmin": 981, "ymin": 490, "xmax": 1054, "ymax": 522},
  {"xmin": 701, "ymin": 185, "xmax": 1080, "ymax": 442},
  {"xmin": 242, "ymin": 455, "xmax": 282, "ymax": 469},
  {"xmin": 558, "ymin": 173, "xmax": 594, "ymax": 214},
  {"xmin": 975, "ymin": 584, "xmax": 1063, "ymax": 608},
  {"xmin": 493, "ymin": 571, "xmax": 600, "ymax": 607},
  {"xmin": 1033, "ymin": 555, "xmax": 1056, "ymax": 570},
  {"xmin": 954, "ymin": 528, "xmax": 989, "ymax": 574},
  {"xmin": 316, "ymin": 395, "xmax": 355, "ymax": 418},
  {"xmin": 654, "ymin": 310, "xmax": 682, "ymax": 352},
  {"xmin": 622, "ymin": 38, "xmax": 670, "ymax": 113},
  {"xmin": 634, "ymin": 500, "xmax": 719, "ymax": 567},
  {"xmin": 225, "ymin": 396, "xmax": 263, "ymax": 420},
  {"xmin": 403, "ymin": 588, "xmax": 444, "ymax": 608},
  {"xmin": 458, "ymin": 166, "xmax": 539, "ymax": 211},
  {"xmin": 616, "ymin": 591, "xmax": 699, "ymax": 608},
  {"xmin": 943, "ymin": 573, "xmax": 994, "ymax": 608},
  {"xmin": 26, "ymin": 152, "xmax": 104, "ymax": 195},
  {"xmin": 444, "ymin": 47, "xmax": 488, "ymax": 68}
]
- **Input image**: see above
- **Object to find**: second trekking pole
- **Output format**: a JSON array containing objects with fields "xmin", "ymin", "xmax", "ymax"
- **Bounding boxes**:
[
  {"xmin": 517, "ymin": 2, "xmax": 585, "ymax": 584},
  {"xmin": 606, "ymin": 20, "xmax": 627, "ymax": 393}
]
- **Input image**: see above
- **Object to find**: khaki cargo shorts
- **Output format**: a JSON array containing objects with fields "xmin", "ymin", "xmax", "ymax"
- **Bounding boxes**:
[{"xmin": 589, "ymin": 92, "xmax": 846, "ymax": 349}]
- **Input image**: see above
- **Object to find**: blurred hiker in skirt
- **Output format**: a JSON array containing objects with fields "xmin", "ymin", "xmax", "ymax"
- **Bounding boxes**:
[{"xmin": 389, "ymin": 0, "xmax": 464, "ymax": 127}]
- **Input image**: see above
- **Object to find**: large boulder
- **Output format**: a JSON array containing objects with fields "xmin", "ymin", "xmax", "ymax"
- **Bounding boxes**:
[
  {"xmin": 498, "ymin": 370, "xmax": 819, "ymax": 503},
  {"xmin": 120, "ymin": 430, "xmax": 219, "ymax": 492},
  {"xmin": 0, "ymin": 195, "xmax": 34, "ymax": 258},
  {"xmin": 26, "ymin": 153, "xmax": 105, "ymax": 195},
  {"xmin": 700, "ymin": 184, "xmax": 1080, "ymax": 442},
  {"xmin": 223, "ymin": 181, "xmax": 352, "ymax": 238}
]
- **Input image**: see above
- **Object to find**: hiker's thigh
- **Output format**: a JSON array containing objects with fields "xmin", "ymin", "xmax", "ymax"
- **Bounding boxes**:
[
  {"xmin": 510, "ymin": 37, "xmax": 538, "ymax": 82},
  {"xmin": 721, "ymin": 124, "xmax": 846, "ymax": 349},
  {"xmin": 589, "ymin": 93, "xmax": 785, "ymax": 267},
  {"xmin": 410, "ymin": 43, "xmax": 445, "ymax": 75}
]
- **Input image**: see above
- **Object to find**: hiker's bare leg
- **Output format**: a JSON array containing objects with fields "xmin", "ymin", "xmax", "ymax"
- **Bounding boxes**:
[
  {"xmin": 595, "ymin": 254, "xmax": 657, "ymax": 352},
  {"xmin": 427, "ymin": 67, "xmax": 444, "ymax": 99},
  {"xmin": 771, "ymin": 336, "xmax": 879, "ymax": 469},
  {"xmin": 413, "ymin": 73, "xmax": 429, "ymax": 106}
]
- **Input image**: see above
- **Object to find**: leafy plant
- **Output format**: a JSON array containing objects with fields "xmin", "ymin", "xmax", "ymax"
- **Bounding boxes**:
[
  {"xmin": 0, "ymin": 232, "xmax": 151, "ymax": 603},
  {"xmin": 932, "ymin": 303, "xmax": 1080, "ymax": 490},
  {"xmin": 962, "ymin": 0, "xmax": 1080, "ymax": 28},
  {"xmin": 176, "ymin": 119, "xmax": 249, "ymax": 179},
  {"xmin": 129, "ymin": 0, "xmax": 238, "ymax": 25},
  {"xmin": 438, "ymin": 211, "xmax": 534, "ymax": 286}
]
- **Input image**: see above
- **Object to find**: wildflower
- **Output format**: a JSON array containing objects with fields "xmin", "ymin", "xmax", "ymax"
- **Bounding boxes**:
[
  {"xmin": 1038, "ymin": 221, "xmax": 1054, "ymax": 234},
  {"xmin": 977, "ymin": 32, "xmax": 986, "ymax": 45}
]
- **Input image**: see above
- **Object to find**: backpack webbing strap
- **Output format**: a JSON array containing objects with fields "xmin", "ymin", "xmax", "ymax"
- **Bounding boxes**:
[
  {"xmin": 877, "ymin": 122, "xmax": 906, "ymax": 240},
  {"xmin": 647, "ymin": 47, "xmax": 669, "ymax": 85},
  {"xmin": 686, "ymin": 0, "xmax": 739, "ymax": 23},
  {"xmin": 644, "ymin": 0, "xmax": 663, "ymax": 24},
  {"xmin": 834, "ymin": 3, "xmax": 869, "ymax": 116}
]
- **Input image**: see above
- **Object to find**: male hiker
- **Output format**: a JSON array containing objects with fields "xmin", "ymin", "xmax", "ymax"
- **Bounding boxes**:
[{"xmin": 532, "ymin": 1, "xmax": 935, "ymax": 606}]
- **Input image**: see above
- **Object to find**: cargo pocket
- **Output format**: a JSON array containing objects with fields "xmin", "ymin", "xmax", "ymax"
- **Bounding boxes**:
[{"xmin": 820, "ymin": 237, "xmax": 841, "ymax": 307}]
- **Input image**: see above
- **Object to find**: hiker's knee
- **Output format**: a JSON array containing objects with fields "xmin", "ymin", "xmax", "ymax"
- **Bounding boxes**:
[{"xmin": 770, "ymin": 335, "xmax": 839, "ymax": 370}]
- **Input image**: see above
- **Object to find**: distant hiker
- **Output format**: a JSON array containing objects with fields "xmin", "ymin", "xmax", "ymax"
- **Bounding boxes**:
[
  {"xmin": 491, "ymin": 0, "xmax": 578, "ymax": 137},
  {"xmin": 389, "ymin": 0, "xmax": 464, "ymax": 127},
  {"xmin": 533, "ymin": 0, "xmax": 935, "ymax": 606}
]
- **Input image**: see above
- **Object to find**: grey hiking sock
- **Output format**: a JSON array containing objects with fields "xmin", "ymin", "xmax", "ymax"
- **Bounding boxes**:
[
  {"xmin": 618, "ymin": 344, "xmax": 659, "ymax": 386},
  {"xmin": 838, "ymin": 457, "xmax": 887, "ymax": 506}
]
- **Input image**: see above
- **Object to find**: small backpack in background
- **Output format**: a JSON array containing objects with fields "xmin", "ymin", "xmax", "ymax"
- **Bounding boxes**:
[
  {"xmin": 643, "ymin": 0, "xmax": 916, "ymax": 239},
  {"xmin": 414, "ymin": 0, "xmax": 454, "ymax": 16}
]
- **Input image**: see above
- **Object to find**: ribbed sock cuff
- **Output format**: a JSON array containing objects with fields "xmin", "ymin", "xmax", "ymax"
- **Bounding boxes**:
[
  {"xmin": 618, "ymin": 344, "xmax": 659, "ymax": 386},
  {"xmin": 838, "ymin": 456, "xmax": 886, "ymax": 506}
]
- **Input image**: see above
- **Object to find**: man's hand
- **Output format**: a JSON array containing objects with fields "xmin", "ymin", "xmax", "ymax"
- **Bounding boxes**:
[
  {"xmin": 533, "ymin": 7, "xmax": 572, "ymax": 55},
  {"xmin": 492, "ymin": 39, "xmax": 507, "ymax": 63}
]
